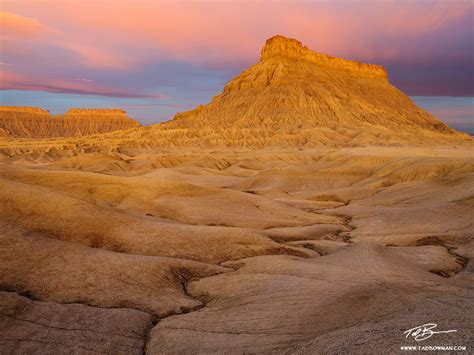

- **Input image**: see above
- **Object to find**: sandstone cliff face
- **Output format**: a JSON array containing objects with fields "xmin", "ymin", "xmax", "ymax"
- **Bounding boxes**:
[
  {"xmin": 0, "ymin": 107, "xmax": 140, "ymax": 138},
  {"xmin": 260, "ymin": 35, "xmax": 388, "ymax": 79},
  {"xmin": 161, "ymin": 35, "xmax": 456, "ymax": 147}
]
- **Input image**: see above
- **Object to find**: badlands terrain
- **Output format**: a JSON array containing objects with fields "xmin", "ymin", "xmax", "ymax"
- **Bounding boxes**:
[
  {"xmin": 0, "ymin": 36, "xmax": 473, "ymax": 354},
  {"xmin": 0, "ymin": 107, "xmax": 140, "ymax": 138}
]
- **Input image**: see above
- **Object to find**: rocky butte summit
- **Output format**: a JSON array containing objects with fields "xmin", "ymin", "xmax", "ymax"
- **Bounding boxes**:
[
  {"xmin": 0, "ymin": 107, "xmax": 140, "ymax": 138},
  {"xmin": 125, "ymin": 35, "xmax": 463, "ymax": 148}
]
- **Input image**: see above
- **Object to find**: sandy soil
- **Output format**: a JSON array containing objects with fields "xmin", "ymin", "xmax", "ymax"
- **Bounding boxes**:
[{"xmin": 0, "ymin": 145, "xmax": 472, "ymax": 353}]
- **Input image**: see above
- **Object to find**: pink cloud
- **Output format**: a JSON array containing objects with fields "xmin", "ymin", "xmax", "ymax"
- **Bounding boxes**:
[
  {"xmin": 0, "ymin": 69, "xmax": 163, "ymax": 98},
  {"xmin": 64, "ymin": 43, "xmax": 138, "ymax": 70},
  {"xmin": 0, "ymin": 11, "xmax": 56, "ymax": 38},
  {"xmin": 0, "ymin": 11, "xmax": 139, "ymax": 70},
  {"xmin": 0, "ymin": 0, "xmax": 472, "ymax": 97},
  {"xmin": 3, "ymin": 1, "xmax": 472, "ymax": 66}
]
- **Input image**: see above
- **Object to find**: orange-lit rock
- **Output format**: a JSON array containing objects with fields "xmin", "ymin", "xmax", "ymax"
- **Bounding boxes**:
[
  {"xmin": 260, "ymin": 35, "xmax": 388, "ymax": 79},
  {"xmin": 170, "ymin": 35, "xmax": 454, "ymax": 146},
  {"xmin": 0, "ymin": 106, "xmax": 140, "ymax": 138}
]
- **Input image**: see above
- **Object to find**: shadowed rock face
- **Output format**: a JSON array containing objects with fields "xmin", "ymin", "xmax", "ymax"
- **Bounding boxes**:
[{"xmin": 0, "ymin": 106, "xmax": 141, "ymax": 138}]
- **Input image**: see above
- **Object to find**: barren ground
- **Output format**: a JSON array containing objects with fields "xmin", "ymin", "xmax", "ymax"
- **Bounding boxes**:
[{"xmin": 0, "ymin": 145, "xmax": 473, "ymax": 354}]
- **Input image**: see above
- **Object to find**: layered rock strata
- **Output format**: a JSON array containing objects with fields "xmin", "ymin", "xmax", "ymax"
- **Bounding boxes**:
[{"xmin": 0, "ymin": 107, "xmax": 140, "ymax": 138}]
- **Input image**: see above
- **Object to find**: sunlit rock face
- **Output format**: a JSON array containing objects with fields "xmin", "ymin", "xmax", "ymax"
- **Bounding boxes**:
[
  {"xmin": 0, "ymin": 107, "xmax": 140, "ymax": 138},
  {"xmin": 167, "ymin": 35, "xmax": 456, "ymax": 147},
  {"xmin": 260, "ymin": 35, "xmax": 388, "ymax": 79}
]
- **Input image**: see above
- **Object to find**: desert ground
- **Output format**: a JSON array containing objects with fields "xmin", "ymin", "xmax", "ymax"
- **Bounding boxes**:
[{"xmin": 0, "ymin": 143, "xmax": 472, "ymax": 354}]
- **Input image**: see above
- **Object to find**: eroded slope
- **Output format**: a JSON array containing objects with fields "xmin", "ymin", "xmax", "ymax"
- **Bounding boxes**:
[
  {"xmin": 0, "ymin": 146, "xmax": 472, "ymax": 353},
  {"xmin": 0, "ymin": 107, "xmax": 141, "ymax": 138}
]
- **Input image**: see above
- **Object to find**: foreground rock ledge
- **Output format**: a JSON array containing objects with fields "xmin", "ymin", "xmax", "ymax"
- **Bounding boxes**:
[{"xmin": 0, "ymin": 291, "xmax": 152, "ymax": 354}]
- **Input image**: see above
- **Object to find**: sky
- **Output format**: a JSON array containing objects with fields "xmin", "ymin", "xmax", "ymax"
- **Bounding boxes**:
[{"xmin": 0, "ymin": 0, "xmax": 473, "ymax": 133}]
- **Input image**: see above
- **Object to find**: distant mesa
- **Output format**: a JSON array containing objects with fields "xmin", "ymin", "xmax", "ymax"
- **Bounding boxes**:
[
  {"xmin": 0, "ymin": 106, "xmax": 140, "ymax": 138},
  {"xmin": 64, "ymin": 108, "xmax": 129, "ymax": 116}
]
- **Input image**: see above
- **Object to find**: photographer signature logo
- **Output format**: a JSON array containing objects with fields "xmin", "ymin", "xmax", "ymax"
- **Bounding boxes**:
[{"xmin": 404, "ymin": 323, "xmax": 457, "ymax": 341}]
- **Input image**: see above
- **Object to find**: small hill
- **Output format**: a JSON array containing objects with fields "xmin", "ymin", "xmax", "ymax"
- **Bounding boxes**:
[{"xmin": 0, "ymin": 107, "xmax": 140, "ymax": 138}]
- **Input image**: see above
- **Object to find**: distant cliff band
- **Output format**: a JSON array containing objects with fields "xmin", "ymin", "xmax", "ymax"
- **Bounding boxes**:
[{"xmin": 0, "ymin": 107, "xmax": 141, "ymax": 138}]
